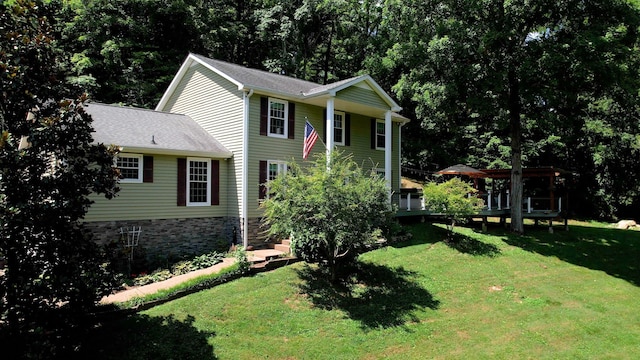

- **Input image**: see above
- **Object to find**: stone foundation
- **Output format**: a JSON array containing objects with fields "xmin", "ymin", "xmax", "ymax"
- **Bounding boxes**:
[
  {"xmin": 85, "ymin": 217, "xmax": 234, "ymax": 262},
  {"xmin": 240, "ymin": 217, "xmax": 281, "ymax": 249},
  {"xmin": 85, "ymin": 216, "xmax": 282, "ymax": 261}
]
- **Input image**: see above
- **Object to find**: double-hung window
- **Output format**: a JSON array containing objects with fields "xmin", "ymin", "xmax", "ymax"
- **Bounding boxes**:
[
  {"xmin": 268, "ymin": 98, "xmax": 288, "ymax": 138},
  {"xmin": 187, "ymin": 157, "xmax": 211, "ymax": 206},
  {"xmin": 375, "ymin": 119, "xmax": 386, "ymax": 150},
  {"xmin": 334, "ymin": 111, "xmax": 346, "ymax": 146},
  {"xmin": 268, "ymin": 160, "xmax": 287, "ymax": 182},
  {"xmin": 117, "ymin": 154, "xmax": 143, "ymax": 183}
]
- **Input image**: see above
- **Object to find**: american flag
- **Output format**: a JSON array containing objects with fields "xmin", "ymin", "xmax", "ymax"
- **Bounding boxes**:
[{"xmin": 303, "ymin": 121, "xmax": 319, "ymax": 159}]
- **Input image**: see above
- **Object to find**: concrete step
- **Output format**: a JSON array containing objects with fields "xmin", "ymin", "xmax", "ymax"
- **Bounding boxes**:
[
  {"xmin": 248, "ymin": 249, "xmax": 286, "ymax": 264},
  {"xmin": 273, "ymin": 244, "xmax": 290, "ymax": 253},
  {"xmin": 281, "ymin": 239, "xmax": 291, "ymax": 246}
]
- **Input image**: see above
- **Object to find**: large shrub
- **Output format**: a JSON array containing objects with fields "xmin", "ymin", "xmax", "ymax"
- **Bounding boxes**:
[
  {"xmin": 423, "ymin": 178, "xmax": 484, "ymax": 234},
  {"xmin": 261, "ymin": 152, "xmax": 396, "ymax": 282}
]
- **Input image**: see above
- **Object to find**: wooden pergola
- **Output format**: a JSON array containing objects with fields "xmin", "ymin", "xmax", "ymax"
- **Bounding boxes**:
[{"xmin": 478, "ymin": 167, "xmax": 569, "ymax": 213}]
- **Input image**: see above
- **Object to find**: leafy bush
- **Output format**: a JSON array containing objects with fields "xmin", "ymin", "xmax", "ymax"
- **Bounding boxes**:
[
  {"xmin": 423, "ymin": 178, "xmax": 484, "ymax": 234},
  {"xmin": 130, "ymin": 251, "xmax": 225, "ymax": 285},
  {"xmin": 261, "ymin": 152, "xmax": 397, "ymax": 283}
]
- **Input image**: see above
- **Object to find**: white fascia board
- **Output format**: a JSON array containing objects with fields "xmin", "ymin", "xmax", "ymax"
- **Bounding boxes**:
[
  {"xmin": 193, "ymin": 55, "xmax": 245, "ymax": 91},
  {"xmin": 304, "ymin": 75, "xmax": 402, "ymax": 112},
  {"xmin": 119, "ymin": 146, "xmax": 233, "ymax": 159},
  {"xmin": 156, "ymin": 55, "xmax": 195, "ymax": 111}
]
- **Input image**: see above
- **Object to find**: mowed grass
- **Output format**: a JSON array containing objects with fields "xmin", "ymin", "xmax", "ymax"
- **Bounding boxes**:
[{"xmin": 82, "ymin": 220, "xmax": 640, "ymax": 359}]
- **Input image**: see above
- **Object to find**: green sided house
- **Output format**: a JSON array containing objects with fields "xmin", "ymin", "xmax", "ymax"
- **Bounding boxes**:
[{"xmin": 85, "ymin": 53, "xmax": 408, "ymax": 258}]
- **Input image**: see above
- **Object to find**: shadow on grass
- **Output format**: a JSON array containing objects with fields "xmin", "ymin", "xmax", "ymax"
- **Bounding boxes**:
[
  {"xmin": 500, "ymin": 224, "xmax": 640, "ymax": 287},
  {"xmin": 295, "ymin": 262, "xmax": 439, "ymax": 330},
  {"xmin": 394, "ymin": 221, "xmax": 501, "ymax": 257},
  {"xmin": 76, "ymin": 313, "xmax": 216, "ymax": 359},
  {"xmin": 444, "ymin": 232, "xmax": 501, "ymax": 257}
]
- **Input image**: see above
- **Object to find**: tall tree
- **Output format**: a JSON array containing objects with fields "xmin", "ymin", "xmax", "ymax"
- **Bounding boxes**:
[
  {"xmin": 62, "ymin": 0, "xmax": 206, "ymax": 107},
  {"xmin": 1, "ymin": 0, "xmax": 119, "ymax": 353},
  {"xmin": 376, "ymin": 0, "xmax": 640, "ymax": 229}
]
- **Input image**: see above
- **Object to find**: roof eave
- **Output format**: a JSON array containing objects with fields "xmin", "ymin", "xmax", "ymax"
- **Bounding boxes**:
[
  {"xmin": 303, "ymin": 75, "xmax": 402, "ymax": 112},
  {"xmin": 118, "ymin": 146, "xmax": 233, "ymax": 159}
]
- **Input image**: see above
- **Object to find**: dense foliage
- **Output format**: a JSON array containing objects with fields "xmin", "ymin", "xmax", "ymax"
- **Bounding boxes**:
[
  {"xmin": 53, "ymin": 0, "xmax": 640, "ymax": 220},
  {"xmin": 423, "ymin": 178, "xmax": 485, "ymax": 234},
  {"xmin": 376, "ymin": 0, "xmax": 640, "ymax": 223},
  {"xmin": 1, "ymin": 0, "xmax": 120, "ymax": 354},
  {"xmin": 261, "ymin": 153, "xmax": 396, "ymax": 282}
]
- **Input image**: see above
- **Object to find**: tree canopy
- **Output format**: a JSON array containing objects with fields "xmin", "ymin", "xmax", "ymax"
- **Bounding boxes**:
[
  {"xmin": 1, "ymin": 0, "xmax": 120, "ymax": 353},
  {"xmin": 376, "ymin": 0, "xmax": 640, "ymax": 225},
  {"xmin": 3, "ymin": 0, "xmax": 639, "ymax": 235}
]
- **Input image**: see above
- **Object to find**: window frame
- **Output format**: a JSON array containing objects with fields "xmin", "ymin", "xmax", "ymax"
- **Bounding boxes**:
[
  {"xmin": 268, "ymin": 98, "xmax": 289, "ymax": 138},
  {"xmin": 186, "ymin": 157, "xmax": 211, "ymax": 206},
  {"xmin": 266, "ymin": 160, "xmax": 288, "ymax": 199},
  {"xmin": 375, "ymin": 119, "xmax": 386, "ymax": 150},
  {"xmin": 117, "ymin": 153, "xmax": 143, "ymax": 183},
  {"xmin": 334, "ymin": 111, "xmax": 346, "ymax": 146}
]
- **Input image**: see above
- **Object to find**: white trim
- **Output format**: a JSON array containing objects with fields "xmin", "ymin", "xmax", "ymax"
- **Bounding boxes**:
[
  {"xmin": 326, "ymin": 97, "xmax": 335, "ymax": 165},
  {"xmin": 266, "ymin": 160, "xmax": 287, "ymax": 199},
  {"xmin": 156, "ymin": 55, "xmax": 194, "ymax": 111},
  {"xmin": 118, "ymin": 146, "xmax": 231, "ymax": 159},
  {"xmin": 385, "ymin": 111, "xmax": 392, "ymax": 201},
  {"xmin": 305, "ymin": 75, "xmax": 402, "ymax": 112},
  {"xmin": 242, "ymin": 89, "xmax": 253, "ymax": 248},
  {"xmin": 186, "ymin": 157, "xmax": 211, "ymax": 206},
  {"xmin": 375, "ymin": 119, "xmax": 386, "ymax": 150},
  {"xmin": 333, "ymin": 111, "xmax": 346, "ymax": 146},
  {"xmin": 267, "ymin": 97, "xmax": 288, "ymax": 139},
  {"xmin": 117, "ymin": 153, "xmax": 143, "ymax": 183},
  {"xmin": 398, "ymin": 122, "xmax": 405, "ymax": 190}
]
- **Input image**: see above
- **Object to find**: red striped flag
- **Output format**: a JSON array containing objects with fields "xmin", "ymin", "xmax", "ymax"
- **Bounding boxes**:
[{"xmin": 303, "ymin": 121, "xmax": 318, "ymax": 159}]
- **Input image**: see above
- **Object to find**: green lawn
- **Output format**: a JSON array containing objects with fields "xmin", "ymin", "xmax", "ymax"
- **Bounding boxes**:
[{"xmin": 82, "ymin": 220, "xmax": 640, "ymax": 359}]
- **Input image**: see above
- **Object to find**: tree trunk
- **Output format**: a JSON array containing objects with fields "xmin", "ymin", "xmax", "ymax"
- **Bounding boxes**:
[{"xmin": 508, "ymin": 68, "xmax": 524, "ymax": 234}]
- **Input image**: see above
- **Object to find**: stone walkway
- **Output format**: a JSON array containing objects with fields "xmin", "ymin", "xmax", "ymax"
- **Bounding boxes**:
[
  {"xmin": 100, "ymin": 257, "xmax": 237, "ymax": 304},
  {"xmin": 99, "ymin": 246, "xmax": 294, "ymax": 305}
]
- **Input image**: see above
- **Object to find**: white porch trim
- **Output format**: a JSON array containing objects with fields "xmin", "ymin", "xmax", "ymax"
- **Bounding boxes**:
[
  {"xmin": 385, "ymin": 110, "xmax": 392, "ymax": 201},
  {"xmin": 325, "ymin": 96, "xmax": 335, "ymax": 166}
]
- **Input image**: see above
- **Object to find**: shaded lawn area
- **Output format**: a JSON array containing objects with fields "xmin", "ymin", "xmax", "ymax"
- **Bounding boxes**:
[{"xmin": 79, "ymin": 221, "xmax": 640, "ymax": 359}]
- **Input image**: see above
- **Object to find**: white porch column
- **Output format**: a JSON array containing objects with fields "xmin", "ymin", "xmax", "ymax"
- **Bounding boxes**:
[
  {"xmin": 384, "ymin": 110, "xmax": 392, "ymax": 200},
  {"xmin": 325, "ymin": 96, "xmax": 335, "ymax": 165}
]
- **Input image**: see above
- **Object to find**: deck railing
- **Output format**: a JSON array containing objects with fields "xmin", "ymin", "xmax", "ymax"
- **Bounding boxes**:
[{"xmin": 395, "ymin": 189, "xmax": 565, "ymax": 214}]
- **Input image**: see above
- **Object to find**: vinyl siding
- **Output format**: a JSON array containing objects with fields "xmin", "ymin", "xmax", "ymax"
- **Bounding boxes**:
[
  {"xmin": 158, "ymin": 63, "xmax": 244, "ymax": 218},
  {"xmin": 85, "ymin": 154, "xmax": 228, "ymax": 222},
  {"xmin": 337, "ymin": 86, "xmax": 389, "ymax": 109},
  {"xmin": 247, "ymin": 99, "xmax": 401, "ymax": 219}
]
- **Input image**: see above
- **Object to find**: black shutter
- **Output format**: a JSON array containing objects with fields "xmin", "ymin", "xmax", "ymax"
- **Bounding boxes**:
[
  {"xmin": 143, "ymin": 156, "xmax": 153, "ymax": 183},
  {"xmin": 322, "ymin": 109, "xmax": 327, "ymax": 143},
  {"xmin": 370, "ymin": 118, "xmax": 376, "ymax": 149},
  {"xmin": 177, "ymin": 158, "xmax": 186, "ymax": 206},
  {"xmin": 260, "ymin": 97, "xmax": 268, "ymax": 136},
  {"xmin": 259, "ymin": 160, "xmax": 268, "ymax": 199},
  {"xmin": 345, "ymin": 114, "xmax": 351, "ymax": 146},
  {"xmin": 288, "ymin": 102, "xmax": 295, "ymax": 139},
  {"xmin": 211, "ymin": 160, "xmax": 220, "ymax": 205}
]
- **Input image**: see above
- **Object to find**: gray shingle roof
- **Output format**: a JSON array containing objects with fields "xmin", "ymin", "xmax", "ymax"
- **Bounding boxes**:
[
  {"xmin": 85, "ymin": 102, "xmax": 232, "ymax": 157},
  {"xmin": 192, "ymin": 54, "xmax": 363, "ymax": 97}
]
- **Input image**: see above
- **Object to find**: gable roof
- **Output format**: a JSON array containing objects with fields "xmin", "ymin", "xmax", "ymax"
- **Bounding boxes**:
[
  {"xmin": 157, "ymin": 53, "xmax": 402, "ymax": 113},
  {"xmin": 86, "ymin": 102, "xmax": 232, "ymax": 158}
]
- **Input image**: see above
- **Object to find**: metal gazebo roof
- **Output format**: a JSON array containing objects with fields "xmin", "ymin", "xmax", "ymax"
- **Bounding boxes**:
[{"xmin": 435, "ymin": 164, "xmax": 487, "ymax": 178}]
